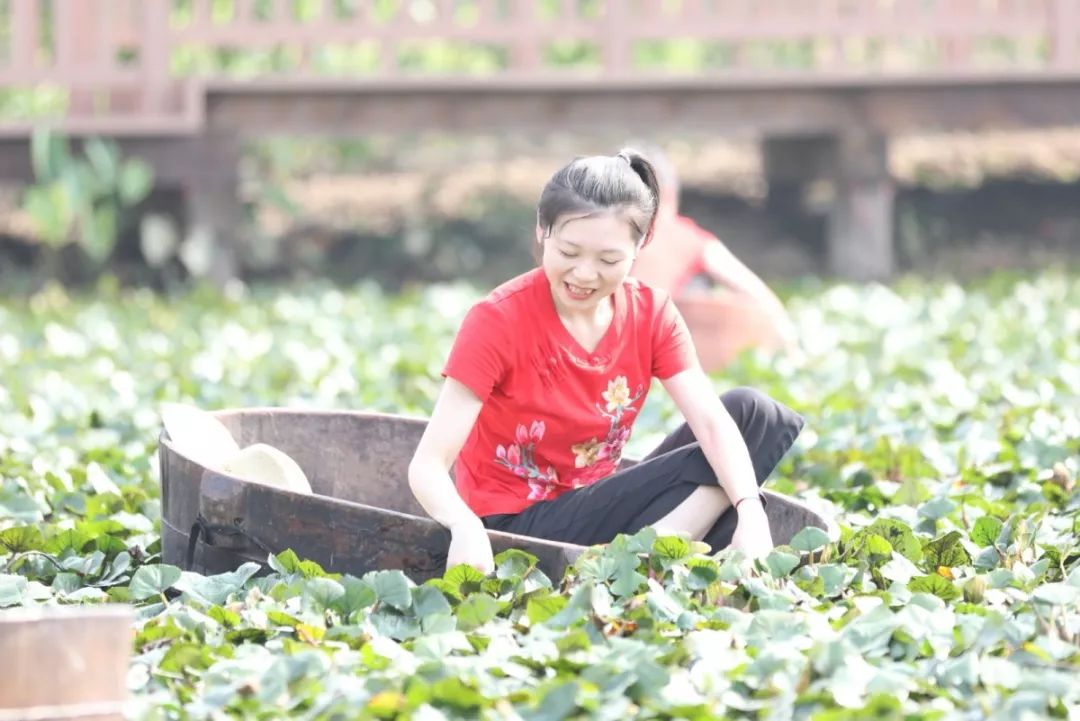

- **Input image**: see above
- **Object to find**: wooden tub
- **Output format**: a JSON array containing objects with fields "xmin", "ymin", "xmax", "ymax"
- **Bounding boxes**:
[{"xmin": 159, "ymin": 409, "xmax": 832, "ymax": 582}]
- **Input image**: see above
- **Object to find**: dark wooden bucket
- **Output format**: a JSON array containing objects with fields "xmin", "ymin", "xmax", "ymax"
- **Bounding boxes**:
[
  {"xmin": 159, "ymin": 409, "xmax": 833, "ymax": 583},
  {"xmin": 0, "ymin": 605, "xmax": 133, "ymax": 721}
]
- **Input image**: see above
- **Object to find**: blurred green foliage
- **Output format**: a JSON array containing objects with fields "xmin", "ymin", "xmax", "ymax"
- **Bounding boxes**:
[{"xmin": 21, "ymin": 129, "xmax": 154, "ymax": 266}]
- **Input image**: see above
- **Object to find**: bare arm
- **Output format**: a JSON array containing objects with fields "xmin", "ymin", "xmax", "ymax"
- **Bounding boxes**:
[
  {"xmin": 408, "ymin": 377, "xmax": 485, "ymax": 530},
  {"xmin": 660, "ymin": 366, "xmax": 773, "ymax": 556},
  {"xmin": 408, "ymin": 377, "xmax": 497, "ymax": 572},
  {"xmin": 701, "ymin": 241, "xmax": 797, "ymax": 348},
  {"xmin": 660, "ymin": 367, "xmax": 760, "ymax": 507}
]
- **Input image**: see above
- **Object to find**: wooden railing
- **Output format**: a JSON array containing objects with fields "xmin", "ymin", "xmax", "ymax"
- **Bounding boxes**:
[{"xmin": 2, "ymin": 0, "xmax": 1079, "ymax": 134}]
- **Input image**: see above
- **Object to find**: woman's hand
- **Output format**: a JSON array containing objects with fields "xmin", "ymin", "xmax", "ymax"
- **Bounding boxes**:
[
  {"xmin": 447, "ymin": 519, "xmax": 495, "ymax": 574},
  {"xmin": 730, "ymin": 499, "xmax": 773, "ymax": 559}
]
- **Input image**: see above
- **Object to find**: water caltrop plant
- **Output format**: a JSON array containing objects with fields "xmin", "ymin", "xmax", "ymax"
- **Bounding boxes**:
[{"xmin": 0, "ymin": 272, "xmax": 1078, "ymax": 719}]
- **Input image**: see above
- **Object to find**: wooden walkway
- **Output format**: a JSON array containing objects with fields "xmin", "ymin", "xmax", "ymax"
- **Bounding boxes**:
[{"xmin": 3, "ymin": 0, "xmax": 1080, "ymax": 278}]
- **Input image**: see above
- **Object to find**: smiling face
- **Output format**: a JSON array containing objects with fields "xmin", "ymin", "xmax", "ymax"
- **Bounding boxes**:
[{"xmin": 538, "ymin": 212, "xmax": 640, "ymax": 314}]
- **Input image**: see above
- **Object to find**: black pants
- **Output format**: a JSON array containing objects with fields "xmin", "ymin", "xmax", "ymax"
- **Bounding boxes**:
[{"xmin": 482, "ymin": 387, "xmax": 805, "ymax": 551}]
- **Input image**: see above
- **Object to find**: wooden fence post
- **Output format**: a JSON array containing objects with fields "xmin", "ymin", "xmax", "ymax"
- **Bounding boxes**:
[
  {"xmin": 141, "ymin": 0, "xmax": 173, "ymax": 116},
  {"xmin": 1051, "ymin": 0, "xmax": 1079, "ymax": 68},
  {"xmin": 826, "ymin": 130, "xmax": 895, "ymax": 281},
  {"xmin": 181, "ymin": 132, "xmax": 243, "ymax": 287}
]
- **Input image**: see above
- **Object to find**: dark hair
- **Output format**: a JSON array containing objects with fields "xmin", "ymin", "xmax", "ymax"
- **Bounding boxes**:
[
  {"xmin": 536, "ymin": 148, "xmax": 661, "ymax": 251},
  {"xmin": 629, "ymin": 142, "xmax": 678, "ymax": 199}
]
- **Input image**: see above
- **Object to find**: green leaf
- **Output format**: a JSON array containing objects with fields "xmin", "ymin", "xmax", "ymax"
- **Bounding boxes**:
[
  {"xmin": 369, "ymin": 607, "xmax": 421, "ymax": 640},
  {"xmin": 267, "ymin": 610, "xmax": 301, "ymax": 628},
  {"xmin": 159, "ymin": 642, "xmax": 215, "ymax": 674},
  {"xmin": 63, "ymin": 165, "xmax": 93, "ymax": 212},
  {"xmin": 0, "ymin": 526, "xmax": 45, "ymax": 553},
  {"xmin": 303, "ymin": 577, "xmax": 346, "ymax": 610},
  {"xmin": 207, "ymin": 605, "xmax": 241, "ymax": 628},
  {"xmin": 66, "ymin": 586, "xmax": 108, "ymax": 603},
  {"xmin": 908, "ymin": 574, "xmax": 961, "ymax": 602},
  {"xmin": 80, "ymin": 206, "xmax": 117, "ymax": 263},
  {"xmin": 918, "ymin": 496, "xmax": 957, "ymax": 521},
  {"xmin": 62, "ymin": 550, "xmax": 106, "ymax": 578},
  {"xmin": 653, "ymin": 535, "xmax": 691, "ymax": 560},
  {"xmin": 526, "ymin": 592, "xmax": 568, "ymax": 625},
  {"xmin": 494, "ymin": 548, "xmax": 537, "ymax": 580},
  {"xmin": 0, "ymin": 574, "xmax": 28, "ymax": 607},
  {"xmin": 369, "ymin": 570, "xmax": 412, "ymax": 611},
  {"xmin": 764, "ymin": 549, "xmax": 800, "ymax": 578},
  {"xmin": 98, "ymin": 552, "xmax": 132, "ymax": 586},
  {"xmin": 685, "ymin": 558, "xmax": 720, "ymax": 589},
  {"xmin": 340, "ymin": 576, "xmax": 377, "ymax": 614},
  {"xmin": 46, "ymin": 528, "xmax": 94, "ymax": 555},
  {"xmin": 118, "ymin": 160, "xmax": 154, "ymax": 206},
  {"xmin": 30, "ymin": 127, "xmax": 68, "ymax": 181},
  {"xmin": 455, "ymin": 593, "xmax": 499, "ymax": 631},
  {"xmin": 269, "ymin": 549, "xmax": 329, "ymax": 578},
  {"xmin": 863, "ymin": 533, "xmax": 893, "ymax": 558},
  {"xmin": 522, "ymin": 680, "xmax": 579, "ymax": 721},
  {"xmin": 412, "ymin": 584, "xmax": 452, "ymax": 619},
  {"xmin": 427, "ymin": 676, "xmax": 485, "ymax": 711},
  {"xmin": 23, "ymin": 182, "xmax": 72, "ymax": 245},
  {"xmin": 818, "ymin": 564, "xmax": 848, "ymax": 594},
  {"xmin": 790, "ymin": 526, "xmax": 831, "ymax": 553},
  {"xmin": 923, "ymin": 531, "xmax": 972, "ymax": 570},
  {"xmin": 86, "ymin": 462, "xmax": 121, "ymax": 496},
  {"xmin": 624, "ymin": 527, "xmax": 658, "ymax": 553},
  {"xmin": 128, "ymin": 563, "xmax": 182, "ymax": 600},
  {"xmin": 971, "ymin": 516, "xmax": 1003, "ymax": 547},
  {"xmin": 443, "ymin": 563, "xmax": 487, "ymax": 596},
  {"xmin": 1030, "ymin": 583, "xmax": 1080, "ymax": 606},
  {"xmin": 863, "ymin": 519, "xmax": 923, "ymax": 562},
  {"xmin": 84, "ymin": 138, "xmax": 119, "ymax": 187},
  {"xmin": 52, "ymin": 572, "xmax": 81, "ymax": 594}
]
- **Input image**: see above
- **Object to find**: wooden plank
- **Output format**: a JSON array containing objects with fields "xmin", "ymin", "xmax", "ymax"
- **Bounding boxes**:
[
  {"xmin": 477, "ymin": 0, "xmax": 502, "ymax": 23},
  {"xmin": 192, "ymin": 0, "xmax": 215, "ymax": 29},
  {"xmin": 10, "ymin": 0, "xmax": 39, "ymax": 71},
  {"xmin": 0, "ymin": 67, "xmax": 142, "ymax": 84},
  {"xmin": 141, "ymin": 0, "xmax": 173, "ymax": 115},
  {"xmin": 54, "ymin": 0, "xmax": 106, "ymax": 116},
  {"xmin": 602, "ymin": 0, "xmax": 631, "ymax": 76},
  {"xmin": 52, "ymin": 0, "xmax": 77, "ymax": 69},
  {"xmin": 435, "ymin": 0, "xmax": 456, "ymax": 24},
  {"xmin": 234, "ymin": 0, "xmax": 258, "ymax": 23},
  {"xmin": 0, "ymin": 606, "xmax": 133, "ymax": 720},
  {"xmin": 319, "ymin": 0, "xmax": 336, "ymax": 23},
  {"xmin": 276, "ymin": 0, "xmax": 294, "ymax": 24}
]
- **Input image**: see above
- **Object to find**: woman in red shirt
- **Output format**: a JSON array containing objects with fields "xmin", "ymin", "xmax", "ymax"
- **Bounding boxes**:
[{"xmin": 409, "ymin": 149, "xmax": 804, "ymax": 573}]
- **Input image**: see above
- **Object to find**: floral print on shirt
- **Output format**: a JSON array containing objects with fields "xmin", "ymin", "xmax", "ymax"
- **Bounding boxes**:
[
  {"xmin": 495, "ymin": 420, "xmax": 560, "ymax": 501},
  {"xmin": 568, "ymin": 375, "xmax": 643, "ymax": 488},
  {"xmin": 493, "ymin": 376, "xmax": 644, "ymax": 501}
]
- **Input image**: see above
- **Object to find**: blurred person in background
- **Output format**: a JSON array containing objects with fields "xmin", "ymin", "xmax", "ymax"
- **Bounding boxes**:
[{"xmin": 631, "ymin": 146, "xmax": 798, "ymax": 358}]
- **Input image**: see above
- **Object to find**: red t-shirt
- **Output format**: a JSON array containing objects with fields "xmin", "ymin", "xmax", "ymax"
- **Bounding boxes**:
[{"xmin": 442, "ymin": 267, "xmax": 698, "ymax": 517}]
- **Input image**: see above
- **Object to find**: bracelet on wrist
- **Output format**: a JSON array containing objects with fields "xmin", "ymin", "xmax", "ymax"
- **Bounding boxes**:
[{"xmin": 734, "ymin": 494, "xmax": 765, "ymax": 511}]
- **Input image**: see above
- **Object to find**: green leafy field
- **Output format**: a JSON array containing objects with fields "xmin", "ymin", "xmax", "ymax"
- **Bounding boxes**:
[{"xmin": 1, "ymin": 273, "xmax": 1078, "ymax": 720}]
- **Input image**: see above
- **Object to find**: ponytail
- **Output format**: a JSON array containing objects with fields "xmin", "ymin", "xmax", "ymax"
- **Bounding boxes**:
[{"xmin": 615, "ymin": 148, "xmax": 660, "ymax": 247}]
